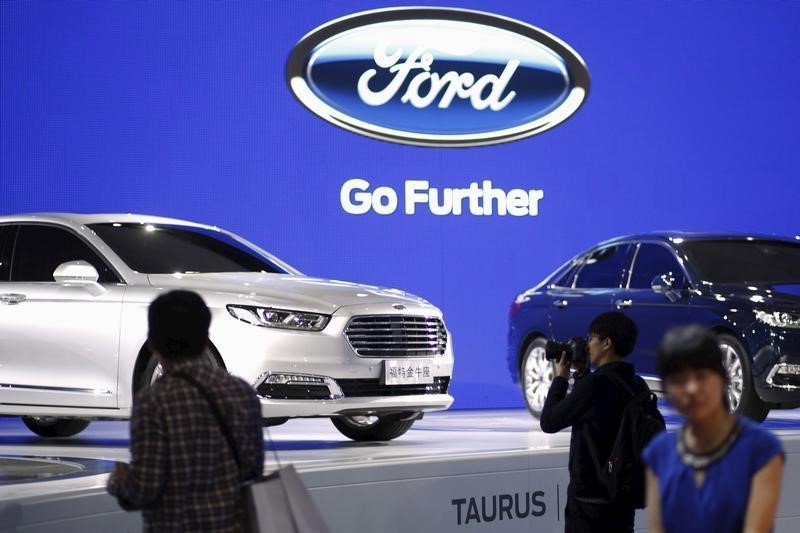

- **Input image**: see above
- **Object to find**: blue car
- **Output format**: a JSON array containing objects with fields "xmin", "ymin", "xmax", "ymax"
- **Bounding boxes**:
[{"xmin": 508, "ymin": 232, "xmax": 800, "ymax": 420}]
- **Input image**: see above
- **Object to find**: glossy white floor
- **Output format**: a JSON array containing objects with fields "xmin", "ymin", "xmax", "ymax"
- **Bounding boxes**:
[{"xmin": 1, "ymin": 408, "xmax": 799, "ymax": 532}]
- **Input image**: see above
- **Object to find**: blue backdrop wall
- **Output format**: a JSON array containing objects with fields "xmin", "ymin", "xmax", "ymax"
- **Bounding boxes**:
[{"xmin": 2, "ymin": 1, "xmax": 799, "ymax": 408}]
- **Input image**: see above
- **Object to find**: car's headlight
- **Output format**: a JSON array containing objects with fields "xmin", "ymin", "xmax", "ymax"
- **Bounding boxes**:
[
  {"xmin": 754, "ymin": 310, "xmax": 800, "ymax": 329},
  {"xmin": 227, "ymin": 305, "xmax": 330, "ymax": 331}
]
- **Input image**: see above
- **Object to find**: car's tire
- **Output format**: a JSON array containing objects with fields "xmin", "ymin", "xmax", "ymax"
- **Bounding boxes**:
[
  {"xmin": 22, "ymin": 416, "xmax": 90, "ymax": 438},
  {"xmin": 135, "ymin": 347, "xmax": 220, "ymax": 393},
  {"xmin": 718, "ymin": 333, "xmax": 769, "ymax": 421},
  {"xmin": 520, "ymin": 337, "xmax": 554, "ymax": 418},
  {"xmin": 331, "ymin": 414, "xmax": 416, "ymax": 441}
]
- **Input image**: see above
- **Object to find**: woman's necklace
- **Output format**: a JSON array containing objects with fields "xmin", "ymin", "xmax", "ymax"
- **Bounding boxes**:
[{"xmin": 677, "ymin": 419, "xmax": 743, "ymax": 470}]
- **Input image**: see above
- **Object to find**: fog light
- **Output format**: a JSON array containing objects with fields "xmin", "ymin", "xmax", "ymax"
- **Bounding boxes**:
[
  {"xmin": 766, "ymin": 363, "xmax": 800, "ymax": 390},
  {"xmin": 264, "ymin": 374, "xmax": 325, "ymax": 385},
  {"xmin": 254, "ymin": 372, "xmax": 343, "ymax": 400},
  {"xmin": 775, "ymin": 364, "xmax": 800, "ymax": 375}
]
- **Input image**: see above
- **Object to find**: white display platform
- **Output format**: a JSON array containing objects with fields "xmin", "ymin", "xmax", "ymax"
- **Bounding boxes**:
[{"xmin": 1, "ymin": 409, "xmax": 799, "ymax": 533}]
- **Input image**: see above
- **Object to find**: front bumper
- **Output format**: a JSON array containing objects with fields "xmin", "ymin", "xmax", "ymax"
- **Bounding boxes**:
[
  {"xmin": 212, "ymin": 301, "xmax": 456, "ymax": 418},
  {"xmin": 258, "ymin": 392, "xmax": 454, "ymax": 418}
]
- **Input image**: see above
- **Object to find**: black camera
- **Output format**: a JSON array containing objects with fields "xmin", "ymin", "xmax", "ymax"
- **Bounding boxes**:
[{"xmin": 545, "ymin": 336, "xmax": 588, "ymax": 364}]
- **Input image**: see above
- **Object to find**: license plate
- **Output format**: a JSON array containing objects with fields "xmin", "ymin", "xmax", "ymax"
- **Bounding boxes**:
[{"xmin": 383, "ymin": 359, "xmax": 435, "ymax": 385}]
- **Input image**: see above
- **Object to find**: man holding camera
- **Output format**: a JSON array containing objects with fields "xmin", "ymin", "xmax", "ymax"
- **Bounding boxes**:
[{"xmin": 540, "ymin": 311, "xmax": 663, "ymax": 533}]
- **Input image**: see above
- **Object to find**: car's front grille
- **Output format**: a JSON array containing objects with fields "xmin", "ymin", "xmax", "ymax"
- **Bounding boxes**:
[
  {"xmin": 336, "ymin": 377, "xmax": 450, "ymax": 397},
  {"xmin": 344, "ymin": 315, "xmax": 447, "ymax": 357}
]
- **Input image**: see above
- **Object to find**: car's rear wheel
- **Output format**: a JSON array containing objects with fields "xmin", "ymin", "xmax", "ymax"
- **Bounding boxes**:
[
  {"xmin": 22, "ymin": 416, "xmax": 90, "ymax": 438},
  {"xmin": 521, "ymin": 337, "xmax": 554, "ymax": 418},
  {"xmin": 718, "ymin": 333, "xmax": 769, "ymax": 421},
  {"xmin": 331, "ymin": 413, "xmax": 417, "ymax": 441}
]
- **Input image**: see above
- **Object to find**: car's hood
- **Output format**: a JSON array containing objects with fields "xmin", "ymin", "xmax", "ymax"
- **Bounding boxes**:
[
  {"xmin": 705, "ymin": 282, "xmax": 800, "ymax": 309},
  {"xmin": 146, "ymin": 273, "xmax": 431, "ymax": 314}
]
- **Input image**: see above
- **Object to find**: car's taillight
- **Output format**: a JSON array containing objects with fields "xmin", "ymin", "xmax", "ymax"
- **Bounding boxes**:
[{"xmin": 509, "ymin": 300, "xmax": 522, "ymax": 317}]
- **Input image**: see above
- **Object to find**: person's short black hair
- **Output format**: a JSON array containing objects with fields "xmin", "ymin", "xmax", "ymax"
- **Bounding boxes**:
[
  {"xmin": 588, "ymin": 311, "xmax": 638, "ymax": 357},
  {"xmin": 656, "ymin": 325, "xmax": 727, "ymax": 381},
  {"xmin": 148, "ymin": 290, "xmax": 211, "ymax": 361}
]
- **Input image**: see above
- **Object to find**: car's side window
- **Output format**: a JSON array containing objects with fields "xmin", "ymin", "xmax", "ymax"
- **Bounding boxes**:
[
  {"xmin": 10, "ymin": 225, "xmax": 119, "ymax": 283},
  {"xmin": 628, "ymin": 243, "xmax": 686, "ymax": 289},
  {"xmin": 0, "ymin": 225, "xmax": 16, "ymax": 282},
  {"xmin": 552, "ymin": 263, "xmax": 580, "ymax": 288},
  {"xmin": 574, "ymin": 244, "xmax": 631, "ymax": 288}
]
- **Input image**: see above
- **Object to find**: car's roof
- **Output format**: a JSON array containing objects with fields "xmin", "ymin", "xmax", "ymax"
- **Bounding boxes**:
[
  {"xmin": 597, "ymin": 231, "xmax": 800, "ymax": 247},
  {"xmin": 0, "ymin": 212, "xmax": 217, "ymax": 230}
]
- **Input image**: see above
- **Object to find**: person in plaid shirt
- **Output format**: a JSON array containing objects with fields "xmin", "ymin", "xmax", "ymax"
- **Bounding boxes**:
[{"xmin": 107, "ymin": 290, "xmax": 264, "ymax": 532}]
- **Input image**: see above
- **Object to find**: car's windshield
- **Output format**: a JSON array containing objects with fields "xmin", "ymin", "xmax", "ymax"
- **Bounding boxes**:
[
  {"xmin": 682, "ymin": 239, "xmax": 800, "ymax": 284},
  {"xmin": 89, "ymin": 223, "xmax": 288, "ymax": 274}
]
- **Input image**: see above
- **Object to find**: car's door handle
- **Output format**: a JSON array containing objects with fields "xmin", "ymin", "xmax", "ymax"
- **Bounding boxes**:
[
  {"xmin": 552, "ymin": 299, "xmax": 568, "ymax": 308},
  {"xmin": 0, "ymin": 293, "xmax": 26, "ymax": 305},
  {"xmin": 614, "ymin": 299, "xmax": 633, "ymax": 308}
]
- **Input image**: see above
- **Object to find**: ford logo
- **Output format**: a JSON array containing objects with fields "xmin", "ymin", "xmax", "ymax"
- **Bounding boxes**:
[{"xmin": 287, "ymin": 7, "xmax": 590, "ymax": 147}]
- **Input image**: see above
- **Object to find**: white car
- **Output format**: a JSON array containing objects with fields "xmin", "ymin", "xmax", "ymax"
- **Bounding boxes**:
[{"xmin": 0, "ymin": 213, "xmax": 454, "ymax": 441}]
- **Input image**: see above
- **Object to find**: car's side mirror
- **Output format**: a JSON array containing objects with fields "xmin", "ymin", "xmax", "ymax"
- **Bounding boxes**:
[
  {"xmin": 651, "ymin": 273, "xmax": 681, "ymax": 302},
  {"xmin": 53, "ymin": 260, "xmax": 100, "ymax": 284}
]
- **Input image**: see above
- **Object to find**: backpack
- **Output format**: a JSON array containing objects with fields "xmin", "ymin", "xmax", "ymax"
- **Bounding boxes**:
[{"xmin": 586, "ymin": 372, "xmax": 666, "ymax": 509}]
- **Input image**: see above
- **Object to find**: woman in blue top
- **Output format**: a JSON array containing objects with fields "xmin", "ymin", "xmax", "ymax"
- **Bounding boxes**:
[{"xmin": 642, "ymin": 325, "xmax": 784, "ymax": 533}]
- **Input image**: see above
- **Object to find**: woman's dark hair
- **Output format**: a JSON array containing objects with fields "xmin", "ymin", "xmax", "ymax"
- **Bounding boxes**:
[
  {"xmin": 656, "ymin": 325, "xmax": 728, "ymax": 381},
  {"xmin": 588, "ymin": 311, "xmax": 638, "ymax": 357},
  {"xmin": 148, "ymin": 290, "xmax": 211, "ymax": 360}
]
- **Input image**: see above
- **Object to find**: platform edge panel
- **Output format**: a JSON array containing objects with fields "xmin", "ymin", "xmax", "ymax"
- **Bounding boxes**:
[
  {"xmin": 293, "ymin": 446, "xmax": 570, "ymax": 487},
  {"xmin": 0, "ymin": 488, "xmax": 141, "ymax": 533},
  {"xmin": 0, "ymin": 437, "xmax": 798, "ymax": 533}
]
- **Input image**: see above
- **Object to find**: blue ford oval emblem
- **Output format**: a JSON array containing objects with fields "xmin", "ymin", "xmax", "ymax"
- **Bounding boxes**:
[{"xmin": 287, "ymin": 8, "xmax": 590, "ymax": 147}]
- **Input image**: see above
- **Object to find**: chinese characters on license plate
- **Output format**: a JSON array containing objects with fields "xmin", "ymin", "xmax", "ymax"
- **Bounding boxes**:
[{"xmin": 383, "ymin": 359, "xmax": 434, "ymax": 385}]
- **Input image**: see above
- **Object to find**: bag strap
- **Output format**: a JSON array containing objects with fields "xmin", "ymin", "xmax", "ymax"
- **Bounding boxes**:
[
  {"xmin": 172, "ymin": 371, "xmax": 243, "ymax": 470},
  {"xmin": 605, "ymin": 372, "xmax": 661, "ymax": 421},
  {"xmin": 603, "ymin": 370, "xmax": 637, "ymax": 401},
  {"xmin": 174, "ymin": 370, "xmax": 282, "ymax": 471}
]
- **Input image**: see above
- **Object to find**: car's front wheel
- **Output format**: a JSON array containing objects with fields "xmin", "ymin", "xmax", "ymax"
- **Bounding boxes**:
[
  {"xmin": 135, "ymin": 347, "xmax": 220, "ymax": 393},
  {"xmin": 718, "ymin": 332, "xmax": 769, "ymax": 421},
  {"xmin": 331, "ymin": 413, "xmax": 417, "ymax": 441},
  {"xmin": 22, "ymin": 416, "xmax": 90, "ymax": 438},
  {"xmin": 521, "ymin": 337, "xmax": 554, "ymax": 418}
]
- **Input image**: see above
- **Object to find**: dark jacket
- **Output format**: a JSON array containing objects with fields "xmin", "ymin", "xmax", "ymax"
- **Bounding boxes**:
[{"xmin": 539, "ymin": 361, "xmax": 661, "ymax": 499}]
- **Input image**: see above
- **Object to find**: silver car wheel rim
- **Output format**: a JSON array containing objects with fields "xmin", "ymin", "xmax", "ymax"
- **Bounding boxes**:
[
  {"xmin": 149, "ymin": 363, "xmax": 164, "ymax": 385},
  {"xmin": 343, "ymin": 415, "xmax": 379, "ymax": 427},
  {"xmin": 720, "ymin": 341, "xmax": 743, "ymax": 412},
  {"xmin": 523, "ymin": 344, "xmax": 553, "ymax": 413},
  {"xmin": 148, "ymin": 348, "xmax": 215, "ymax": 385}
]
